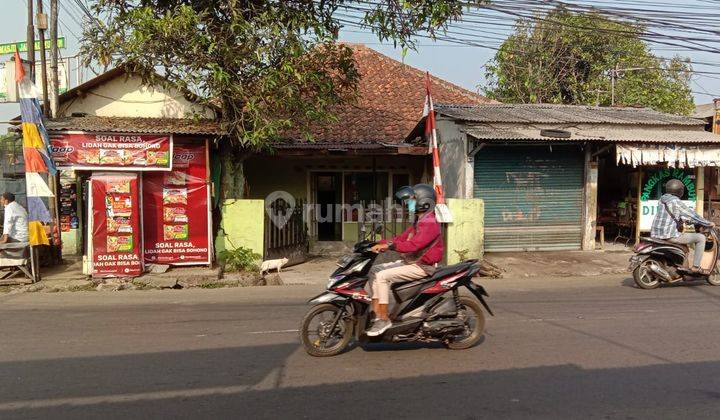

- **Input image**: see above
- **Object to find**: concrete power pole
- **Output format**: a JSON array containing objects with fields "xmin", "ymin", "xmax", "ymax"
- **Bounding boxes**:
[
  {"xmin": 26, "ymin": 0, "xmax": 35, "ymax": 80},
  {"xmin": 36, "ymin": 0, "xmax": 50, "ymax": 116},
  {"xmin": 50, "ymin": 0, "xmax": 59, "ymax": 118}
]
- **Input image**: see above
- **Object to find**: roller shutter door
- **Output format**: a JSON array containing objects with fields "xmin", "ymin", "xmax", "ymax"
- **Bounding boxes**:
[{"xmin": 474, "ymin": 146, "xmax": 584, "ymax": 251}]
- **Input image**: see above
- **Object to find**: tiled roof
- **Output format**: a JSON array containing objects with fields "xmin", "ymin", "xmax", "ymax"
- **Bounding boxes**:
[
  {"xmin": 284, "ymin": 44, "xmax": 494, "ymax": 145},
  {"xmin": 437, "ymin": 104, "xmax": 704, "ymax": 126},
  {"xmin": 463, "ymin": 125, "xmax": 720, "ymax": 144},
  {"xmin": 45, "ymin": 116, "xmax": 223, "ymax": 135}
]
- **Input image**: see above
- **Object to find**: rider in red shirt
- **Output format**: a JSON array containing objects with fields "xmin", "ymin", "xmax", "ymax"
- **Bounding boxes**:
[{"xmin": 367, "ymin": 184, "xmax": 444, "ymax": 336}]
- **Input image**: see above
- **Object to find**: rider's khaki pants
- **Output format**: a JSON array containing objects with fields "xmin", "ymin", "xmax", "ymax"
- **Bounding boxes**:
[{"xmin": 369, "ymin": 260, "xmax": 427, "ymax": 305}]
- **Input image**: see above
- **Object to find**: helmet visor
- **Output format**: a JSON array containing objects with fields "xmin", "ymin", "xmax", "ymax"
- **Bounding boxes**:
[{"xmin": 394, "ymin": 186, "xmax": 415, "ymax": 202}]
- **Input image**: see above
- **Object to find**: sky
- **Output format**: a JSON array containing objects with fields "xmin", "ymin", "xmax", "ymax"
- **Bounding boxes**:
[{"xmin": 2, "ymin": 0, "xmax": 719, "ymax": 133}]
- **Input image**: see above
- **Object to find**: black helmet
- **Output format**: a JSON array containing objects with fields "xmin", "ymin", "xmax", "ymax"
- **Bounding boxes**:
[
  {"xmin": 665, "ymin": 179, "xmax": 685, "ymax": 198},
  {"xmin": 411, "ymin": 183, "xmax": 436, "ymax": 212}
]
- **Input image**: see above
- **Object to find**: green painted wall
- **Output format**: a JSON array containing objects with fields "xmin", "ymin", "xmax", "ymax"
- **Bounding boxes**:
[
  {"xmin": 215, "ymin": 199, "xmax": 265, "ymax": 257},
  {"xmin": 445, "ymin": 198, "xmax": 484, "ymax": 264},
  {"xmin": 244, "ymin": 156, "xmax": 308, "ymax": 200}
]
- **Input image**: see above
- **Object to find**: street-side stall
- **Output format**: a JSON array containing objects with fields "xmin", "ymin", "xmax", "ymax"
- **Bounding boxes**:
[
  {"xmin": 48, "ymin": 131, "xmax": 212, "ymax": 278},
  {"xmin": 606, "ymin": 144, "xmax": 718, "ymax": 244}
]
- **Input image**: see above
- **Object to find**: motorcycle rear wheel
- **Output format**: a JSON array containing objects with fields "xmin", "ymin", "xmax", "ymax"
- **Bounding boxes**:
[
  {"xmin": 300, "ymin": 303, "xmax": 353, "ymax": 357},
  {"xmin": 445, "ymin": 296, "xmax": 486, "ymax": 350},
  {"xmin": 633, "ymin": 260, "xmax": 661, "ymax": 290}
]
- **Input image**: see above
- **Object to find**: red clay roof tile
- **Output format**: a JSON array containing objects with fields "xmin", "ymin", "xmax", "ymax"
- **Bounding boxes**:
[{"xmin": 286, "ymin": 44, "xmax": 495, "ymax": 145}]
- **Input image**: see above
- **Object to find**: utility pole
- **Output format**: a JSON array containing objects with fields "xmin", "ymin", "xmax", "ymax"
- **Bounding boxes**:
[
  {"xmin": 50, "ymin": 0, "xmax": 59, "ymax": 118},
  {"xmin": 26, "ymin": 0, "xmax": 35, "ymax": 81},
  {"xmin": 36, "ymin": 0, "xmax": 50, "ymax": 116},
  {"xmin": 49, "ymin": 0, "xmax": 61, "ymax": 264}
]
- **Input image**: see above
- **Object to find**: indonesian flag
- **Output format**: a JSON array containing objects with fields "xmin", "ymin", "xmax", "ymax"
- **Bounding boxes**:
[
  {"xmin": 14, "ymin": 49, "xmax": 25, "ymax": 82},
  {"xmin": 423, "ymin": 72, "xmax": 452, "ymax": 223}
]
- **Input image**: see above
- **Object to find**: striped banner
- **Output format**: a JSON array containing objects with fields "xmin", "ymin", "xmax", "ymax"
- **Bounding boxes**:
[
  {"xmin": 423, "ymin": 72, "xmax": 452, "ymax": 223},
  {"xmin": 15, "ymin": 51, "xmax": 55, "ymax": 246}
]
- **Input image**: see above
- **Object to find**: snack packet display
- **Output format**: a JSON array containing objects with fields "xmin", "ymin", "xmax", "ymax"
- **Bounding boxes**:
[
  {"xmin": 164, "ymin": 224, "xmax": 189, "ymax": 240},
  {"xmin": 163, "ymin": 188, "xmax": 187, "ymax": 205}
]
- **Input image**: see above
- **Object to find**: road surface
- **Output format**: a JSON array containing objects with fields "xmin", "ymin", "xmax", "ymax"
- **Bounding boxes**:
[{"xmin": 2, "ymin": 275, "xmax": 720, "ymax": 419}]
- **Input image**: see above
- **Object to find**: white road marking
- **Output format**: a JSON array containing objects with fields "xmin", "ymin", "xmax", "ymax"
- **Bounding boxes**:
[{"xmin": 248, "ymin": 329, "xmax": 299, "ymax": 334}]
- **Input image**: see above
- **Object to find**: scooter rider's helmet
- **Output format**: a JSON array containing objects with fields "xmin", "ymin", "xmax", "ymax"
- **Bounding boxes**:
[
  {"xmin": 665, "ymin": 179, "xmax": 685, "ymax": 198},
  {"xmin": 411, "ymin": 183, "xmax": 436, "ymax": 212}
]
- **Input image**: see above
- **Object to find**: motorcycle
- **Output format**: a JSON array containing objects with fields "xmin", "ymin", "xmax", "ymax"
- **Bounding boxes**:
[
  {"xmin": 629, "ymin": 225, "xmax": 720, "ymax": 289},
  {"xmin": 300, "ymin": 240, "xmax": 493, "ymax": 357}
]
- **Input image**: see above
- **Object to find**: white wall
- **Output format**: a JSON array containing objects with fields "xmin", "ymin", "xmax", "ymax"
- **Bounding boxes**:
[{"xmin": 60, "ymin": 74, "xmax": 214, "ymax": 119}]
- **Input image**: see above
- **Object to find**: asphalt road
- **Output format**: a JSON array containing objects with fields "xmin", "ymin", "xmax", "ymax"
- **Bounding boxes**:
[{"xmin": 2, "ymin": 275, "xmax": 720, "ymax": 419}]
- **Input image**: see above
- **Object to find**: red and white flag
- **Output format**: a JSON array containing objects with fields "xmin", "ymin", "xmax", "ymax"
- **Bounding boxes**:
[{"xmin": 423, "ymin": 72, "xmax": 452, "ymax": 223}]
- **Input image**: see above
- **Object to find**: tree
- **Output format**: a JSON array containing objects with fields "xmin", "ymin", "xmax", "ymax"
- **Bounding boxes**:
[
  {"xmin": 82, "ymin": 1, "xmax": 484, "ymax": 147},
  {"xmin": 484, "ymin": 7, "xmax": 694, "ymax": 115}
]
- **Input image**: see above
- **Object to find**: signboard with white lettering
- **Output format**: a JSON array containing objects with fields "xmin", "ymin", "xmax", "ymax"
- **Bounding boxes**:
[
  {"xmin": 50, "ymin": 132, "xmax": 173, "ymax": 171},
  {"xmin": 0, "ymin": 38, "xmax": 66, "ymax": 55}
]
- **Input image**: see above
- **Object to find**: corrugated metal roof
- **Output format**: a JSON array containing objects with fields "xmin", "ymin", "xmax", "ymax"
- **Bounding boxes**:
[
  {"xmin": 437, "ymin": 104, "xmax": 704, "ymax": 126},
  {"xmin": 694, "ymin": 103, "xmax": 715, "ymax": 119},
  {"xmin": 45, "ymin": 116, "xmax": 223, "ymax": 135},
  {"xmin": 463, "ymin": 125, "xmax": 720, "ymax": 144}
]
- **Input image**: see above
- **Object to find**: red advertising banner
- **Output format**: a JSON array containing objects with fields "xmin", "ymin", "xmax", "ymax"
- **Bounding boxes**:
[
  {"xmin": 90, "ymin": 173, "xmax": 143, "ymax": 277},
  {"xmin": 142, "ymin": 140, "xmax": 211, "ymax": 265},
  {"xmin": 50, "ymin": 132, "xmax": 173, "ymax": 171}
]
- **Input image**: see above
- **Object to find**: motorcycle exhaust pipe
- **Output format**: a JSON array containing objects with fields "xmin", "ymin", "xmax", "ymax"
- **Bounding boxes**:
[{"xmin": 647, "ymin": 262, "xmax": 672, "ymax": 281}]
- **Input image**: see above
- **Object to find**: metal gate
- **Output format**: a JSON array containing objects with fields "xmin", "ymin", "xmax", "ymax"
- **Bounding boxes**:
[
  {"xmin": 264, "ymin": 198, "xmax": 309, "ymax": 264},
  {"xmin": 474, "ymin": 146, "xmax": 584, "ymax": 252}
]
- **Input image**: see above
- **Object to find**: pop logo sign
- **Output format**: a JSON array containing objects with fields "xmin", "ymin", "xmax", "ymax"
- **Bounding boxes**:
[{"xmin": 50, "ymin": 145, "xmax": 74, "ymax": 154}]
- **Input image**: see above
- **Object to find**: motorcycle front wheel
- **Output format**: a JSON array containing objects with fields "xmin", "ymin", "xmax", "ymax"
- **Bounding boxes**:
[
  {"xmin": 707, "ymin": 267, "xmax": 720, "ymax": 286},
  {"xmin": 300, "ymin": 303, "xmax": 353, "ymax": 357},
  {"xmin": 445, "ymin": 296, "xmax": 486, "ymax": 350},
  {"xmin": 633, "ymin": 260, "xmax": 661, "ymax": 290}
]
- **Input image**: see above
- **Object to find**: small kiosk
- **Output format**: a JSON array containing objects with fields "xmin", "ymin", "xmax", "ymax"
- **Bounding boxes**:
[{"xmin": 48, "ymin": 131, "xmax": 212, "ymax": 277}]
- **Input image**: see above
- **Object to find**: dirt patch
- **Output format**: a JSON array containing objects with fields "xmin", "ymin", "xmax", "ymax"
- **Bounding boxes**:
[{"xmin": 485, "ymin": 251, "xmax": 632, "ymax": 280}]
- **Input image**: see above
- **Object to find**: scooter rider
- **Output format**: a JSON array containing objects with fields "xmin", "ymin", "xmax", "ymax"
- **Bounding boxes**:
[
  {"xmin": 651, "ymin": 179, "xmax": 715, "ymax": 275},
  {"xmin": 365, "ymin": 184, "xmax": 444, "ymax": 337}
]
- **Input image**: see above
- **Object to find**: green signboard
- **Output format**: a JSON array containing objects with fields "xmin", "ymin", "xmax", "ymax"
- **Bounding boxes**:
[{"xmin": 0, "ymin": 38, "xmax": 66, "ymax": 55}]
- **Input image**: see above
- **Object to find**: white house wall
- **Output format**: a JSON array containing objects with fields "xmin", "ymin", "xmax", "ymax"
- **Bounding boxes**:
[{"xmin": 60, "ymin": 74, "xmax": 214, "ymax": 119}]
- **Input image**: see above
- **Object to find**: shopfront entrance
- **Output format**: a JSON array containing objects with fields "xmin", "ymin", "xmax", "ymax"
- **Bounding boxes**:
[{"xmin": 49, "ymin": 132, "xmax": 212, "ymax": 278}]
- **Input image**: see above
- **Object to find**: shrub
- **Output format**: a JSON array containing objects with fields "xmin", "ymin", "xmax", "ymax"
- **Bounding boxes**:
[{"xmin": 218, "ymin": 247, "xmax": 261, "ymax": 272}]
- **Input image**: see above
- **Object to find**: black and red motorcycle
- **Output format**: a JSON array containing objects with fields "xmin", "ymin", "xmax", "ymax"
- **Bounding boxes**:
[{"xmin": 300, "ymin": 240, "xmax": 493, "ymax": 357}]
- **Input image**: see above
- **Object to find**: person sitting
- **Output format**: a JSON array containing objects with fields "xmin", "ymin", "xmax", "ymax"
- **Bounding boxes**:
[
  {"xmin": 0, "ymin": 192, "xmax": 28, "ymax": 245},
  {"xmin": 650, "ymin": 179, "xmax": 714, "ymax": 276},
  {"xmin": 365, "ymin": 184, "xmax": 444, "ymax": 337}
]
